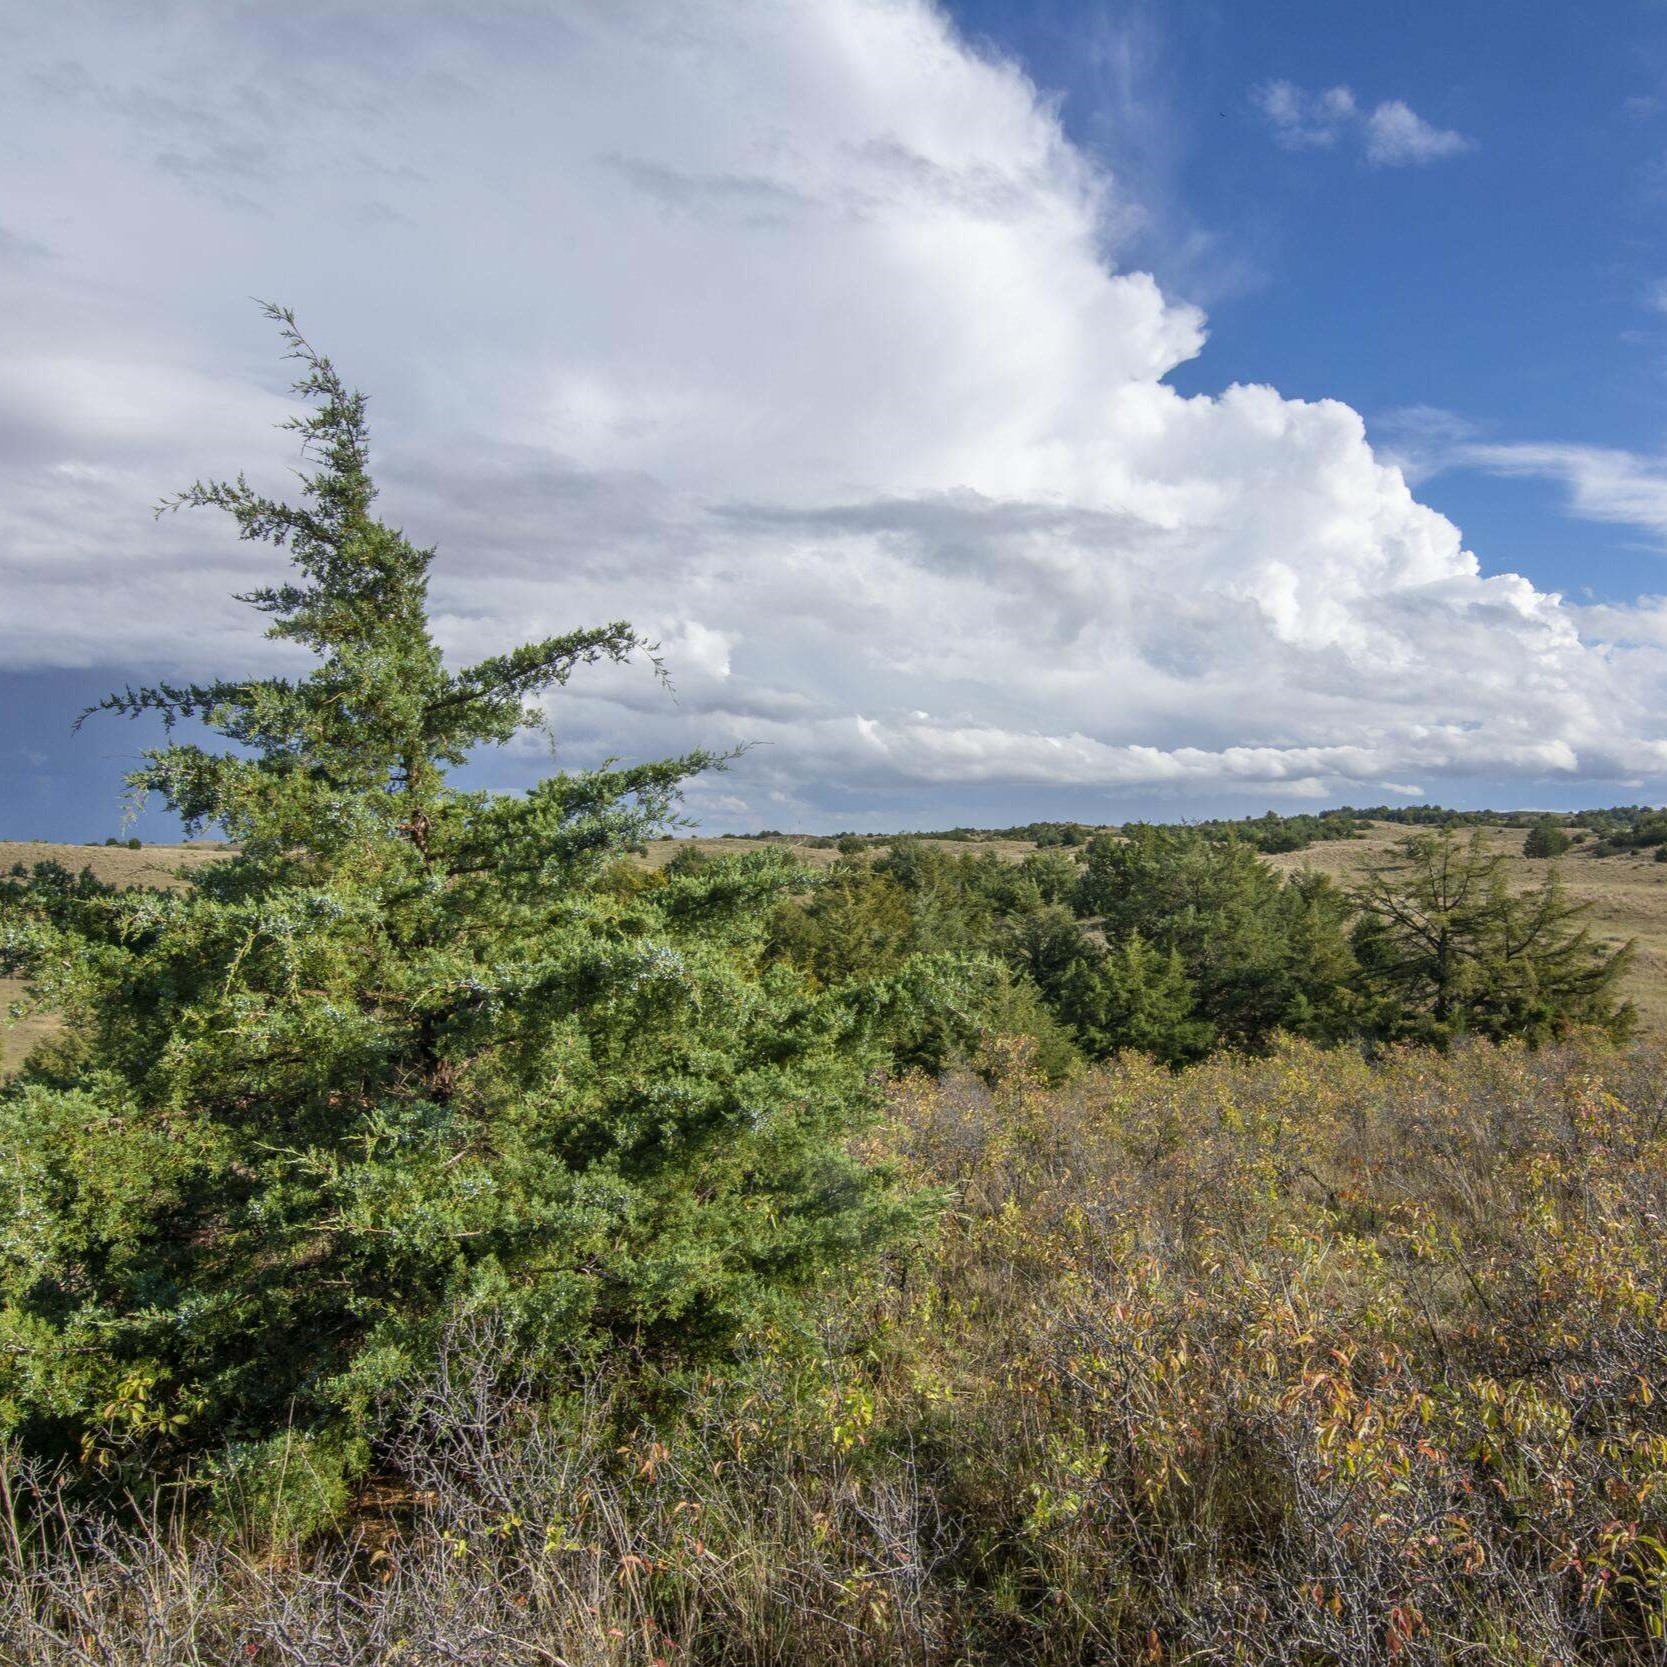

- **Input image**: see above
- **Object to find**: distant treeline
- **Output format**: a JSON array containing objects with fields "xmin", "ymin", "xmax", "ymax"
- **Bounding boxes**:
[
  {"xmin": 729, "ymin": 801, "xmax": 1667, "ymax": 856},
  {"xmin": 728, "ymin": 820, "xmax": 1105, "ymax": 848},
  {"xmin": 1362, "ymin": 804, "xmax": 1667, "ymax": 856}
]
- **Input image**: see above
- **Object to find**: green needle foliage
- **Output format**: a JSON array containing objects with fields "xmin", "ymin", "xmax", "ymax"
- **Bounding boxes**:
[
  {"xmin": 1074, "ymin": 824, "xmax": 1361, "ymax": 1051},
  {"xmin": 0, "ymin": 309, "xmax": 927, "ymax": 1506},
  {"xmin": 1350, "ymin": 829, "xmax": 1635, "ymax": 1044},
  {"xmin": 1523, "ymin": 818, "xmax": 1572, "ymax": 859},
  {"xmin": 1054, "ymin": 932, "xmax": 1211, "ymax": 1066}
]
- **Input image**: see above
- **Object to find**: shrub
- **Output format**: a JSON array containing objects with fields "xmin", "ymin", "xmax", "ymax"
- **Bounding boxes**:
[
  {"xmin": 1523, "ymin": 819, "xmax": 1571, "ymax": 858},
  {"xmin": 7, "ymin": 1036, "xmax": 1667, "ymax": 1662}
]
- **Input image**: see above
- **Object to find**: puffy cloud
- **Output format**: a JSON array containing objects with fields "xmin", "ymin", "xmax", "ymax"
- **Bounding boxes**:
[
  {"xmin": 1254, "ymin": 80, "xmax": 1472, "ymax": 167},
  {"xmin": 1252, "ymin": 81, "xmax": 1358, "ymax": 149},
  {"xmin": 1362, "ymin": 99, "xmax": 1473, "ymax": 165},
  {"xmin": 0, "ymin": 0, "xmax": 1657, "ymax": 829}
]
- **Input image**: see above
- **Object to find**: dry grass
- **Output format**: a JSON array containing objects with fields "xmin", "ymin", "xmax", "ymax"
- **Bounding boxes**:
[
  {"xmin": 0, "ymin": 840, "xmax": 232, "ymax": 891},
  {"xmin": 0, "ymin": 982, "xmax": 52, "ymax": 1078}
]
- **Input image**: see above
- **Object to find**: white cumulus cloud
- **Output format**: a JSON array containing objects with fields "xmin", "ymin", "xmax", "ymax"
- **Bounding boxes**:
[
  {"xmin": 1255, "ymin": 80, "xmax": 1472, "ymax": 167},
  {"xmin": 1363, "ymin": 99, "xmax": 1473, "ymax": 165},
  {"xmin": 0, "ymin": 0, "xmax": 1656, "ymax": 829}
]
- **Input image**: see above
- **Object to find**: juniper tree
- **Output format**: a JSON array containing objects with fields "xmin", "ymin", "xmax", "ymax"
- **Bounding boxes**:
[
  {"xmin": 1073, "ymin": 825, "xmax": 1358, "ymax": 1049},
  {"xmin": 1523, "ymin": 819, "xmax": 1571, "ymax": 859},
  {"xmin": 0, "ymin": 310, "xmax": 932, "ymax": 1504},
  {"xmin": 1055, "ymin": 933, "xmax": 1211, "ymax": 1065},
  {"xmin": 1350, "ymin": 829, "xmax": 1634, "ymax": 1044}
]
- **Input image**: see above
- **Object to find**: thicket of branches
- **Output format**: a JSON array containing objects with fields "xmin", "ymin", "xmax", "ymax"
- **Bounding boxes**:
[
  {"xmin": 6, "ymin": 1038, "xmax": 1667, "ymax": 1664},
  {"xmin": 757, "ymin": 820, "xmax": 1634, "ymax": 1070}
]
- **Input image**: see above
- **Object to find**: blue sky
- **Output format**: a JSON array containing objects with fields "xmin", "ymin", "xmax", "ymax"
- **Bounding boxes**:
[
  {"xmin": 4, "ymin": 0, "xmax": 1667, "ymax": 840},
  {"xmin": 952, "ymin": 0, "xmax": 1667, "ymax": 602}
]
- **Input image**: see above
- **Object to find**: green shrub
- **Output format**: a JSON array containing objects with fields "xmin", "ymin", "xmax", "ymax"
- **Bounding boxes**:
[
  {"xmin": 1523, "ymin": 819, "xmax": 1570, "ymax": 858},
  {"xmin": 206, "ymin": 1430, "xmax": 368, "ymax": 1545}
]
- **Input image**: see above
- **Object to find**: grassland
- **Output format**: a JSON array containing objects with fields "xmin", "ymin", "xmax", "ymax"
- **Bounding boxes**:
[{"xmin": 0, "ymin": 840, "xmax": 231, "ymax": 890}]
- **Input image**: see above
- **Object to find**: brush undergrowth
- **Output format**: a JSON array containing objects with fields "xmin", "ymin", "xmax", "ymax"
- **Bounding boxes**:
[{"xmin": 6, "ymin": 1034, "xmax": 1667, "ymax": 1664}]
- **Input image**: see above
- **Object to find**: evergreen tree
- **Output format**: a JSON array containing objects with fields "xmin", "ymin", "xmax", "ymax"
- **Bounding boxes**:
[
  {"xmin": 766, "ymin": 860, "xmax": 917, "ymax": 988},
  {"xmin": 1350, "ymin": 829, "xmax": 1634, "ymax": 1044},
  {"xmin": 1271, "ymin": 868, "xmax": 1365, "ymax": 1043},
  {"xmin": 1014, "ymin": 849, "xmax": 1080, "ymax": 907},
  {"xmin": 1523, "ymin": 819, "xmax": 1571, "ymax": 859},
  {"xmin": 1073, "ymin": 826, "xmax": 1357, "ymax": 1049},
  {"xmin": 0, "ymin": 311, "xmax": 929, "ymax": 1497},
  {"xmin": 1056, "ymin": 934, "xmax": 1212, "ymax": 1065},
  {"xmin": 995, "ymin": 903, "xmax": 1089, "ymax": 999}
]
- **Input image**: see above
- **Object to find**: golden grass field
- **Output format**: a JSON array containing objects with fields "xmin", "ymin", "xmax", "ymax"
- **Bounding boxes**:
[{"xmin": 6, "ymin": 823, "xmax": 1666, "ymax": 1070}]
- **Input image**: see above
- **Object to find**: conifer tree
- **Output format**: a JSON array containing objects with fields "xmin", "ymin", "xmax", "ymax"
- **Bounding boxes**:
[
  {"xmin": 1523, "ymin": 819, "xmax": 1571, "ymax": 859},
  {"xmin": 1350, "ymin": 829, "xmax": 1634, "ymax": 1044},
  {"xmin": 1073, "ymin": 825, "xmax": 1358, "ymax": 1049},
  {"xmin": 1056, "ymin": 933, "xmax": 1212, "ymax": 1065},
  {"xmin": 0, "ymin": 310, "xmax": 927, "ymax": 1499}
]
